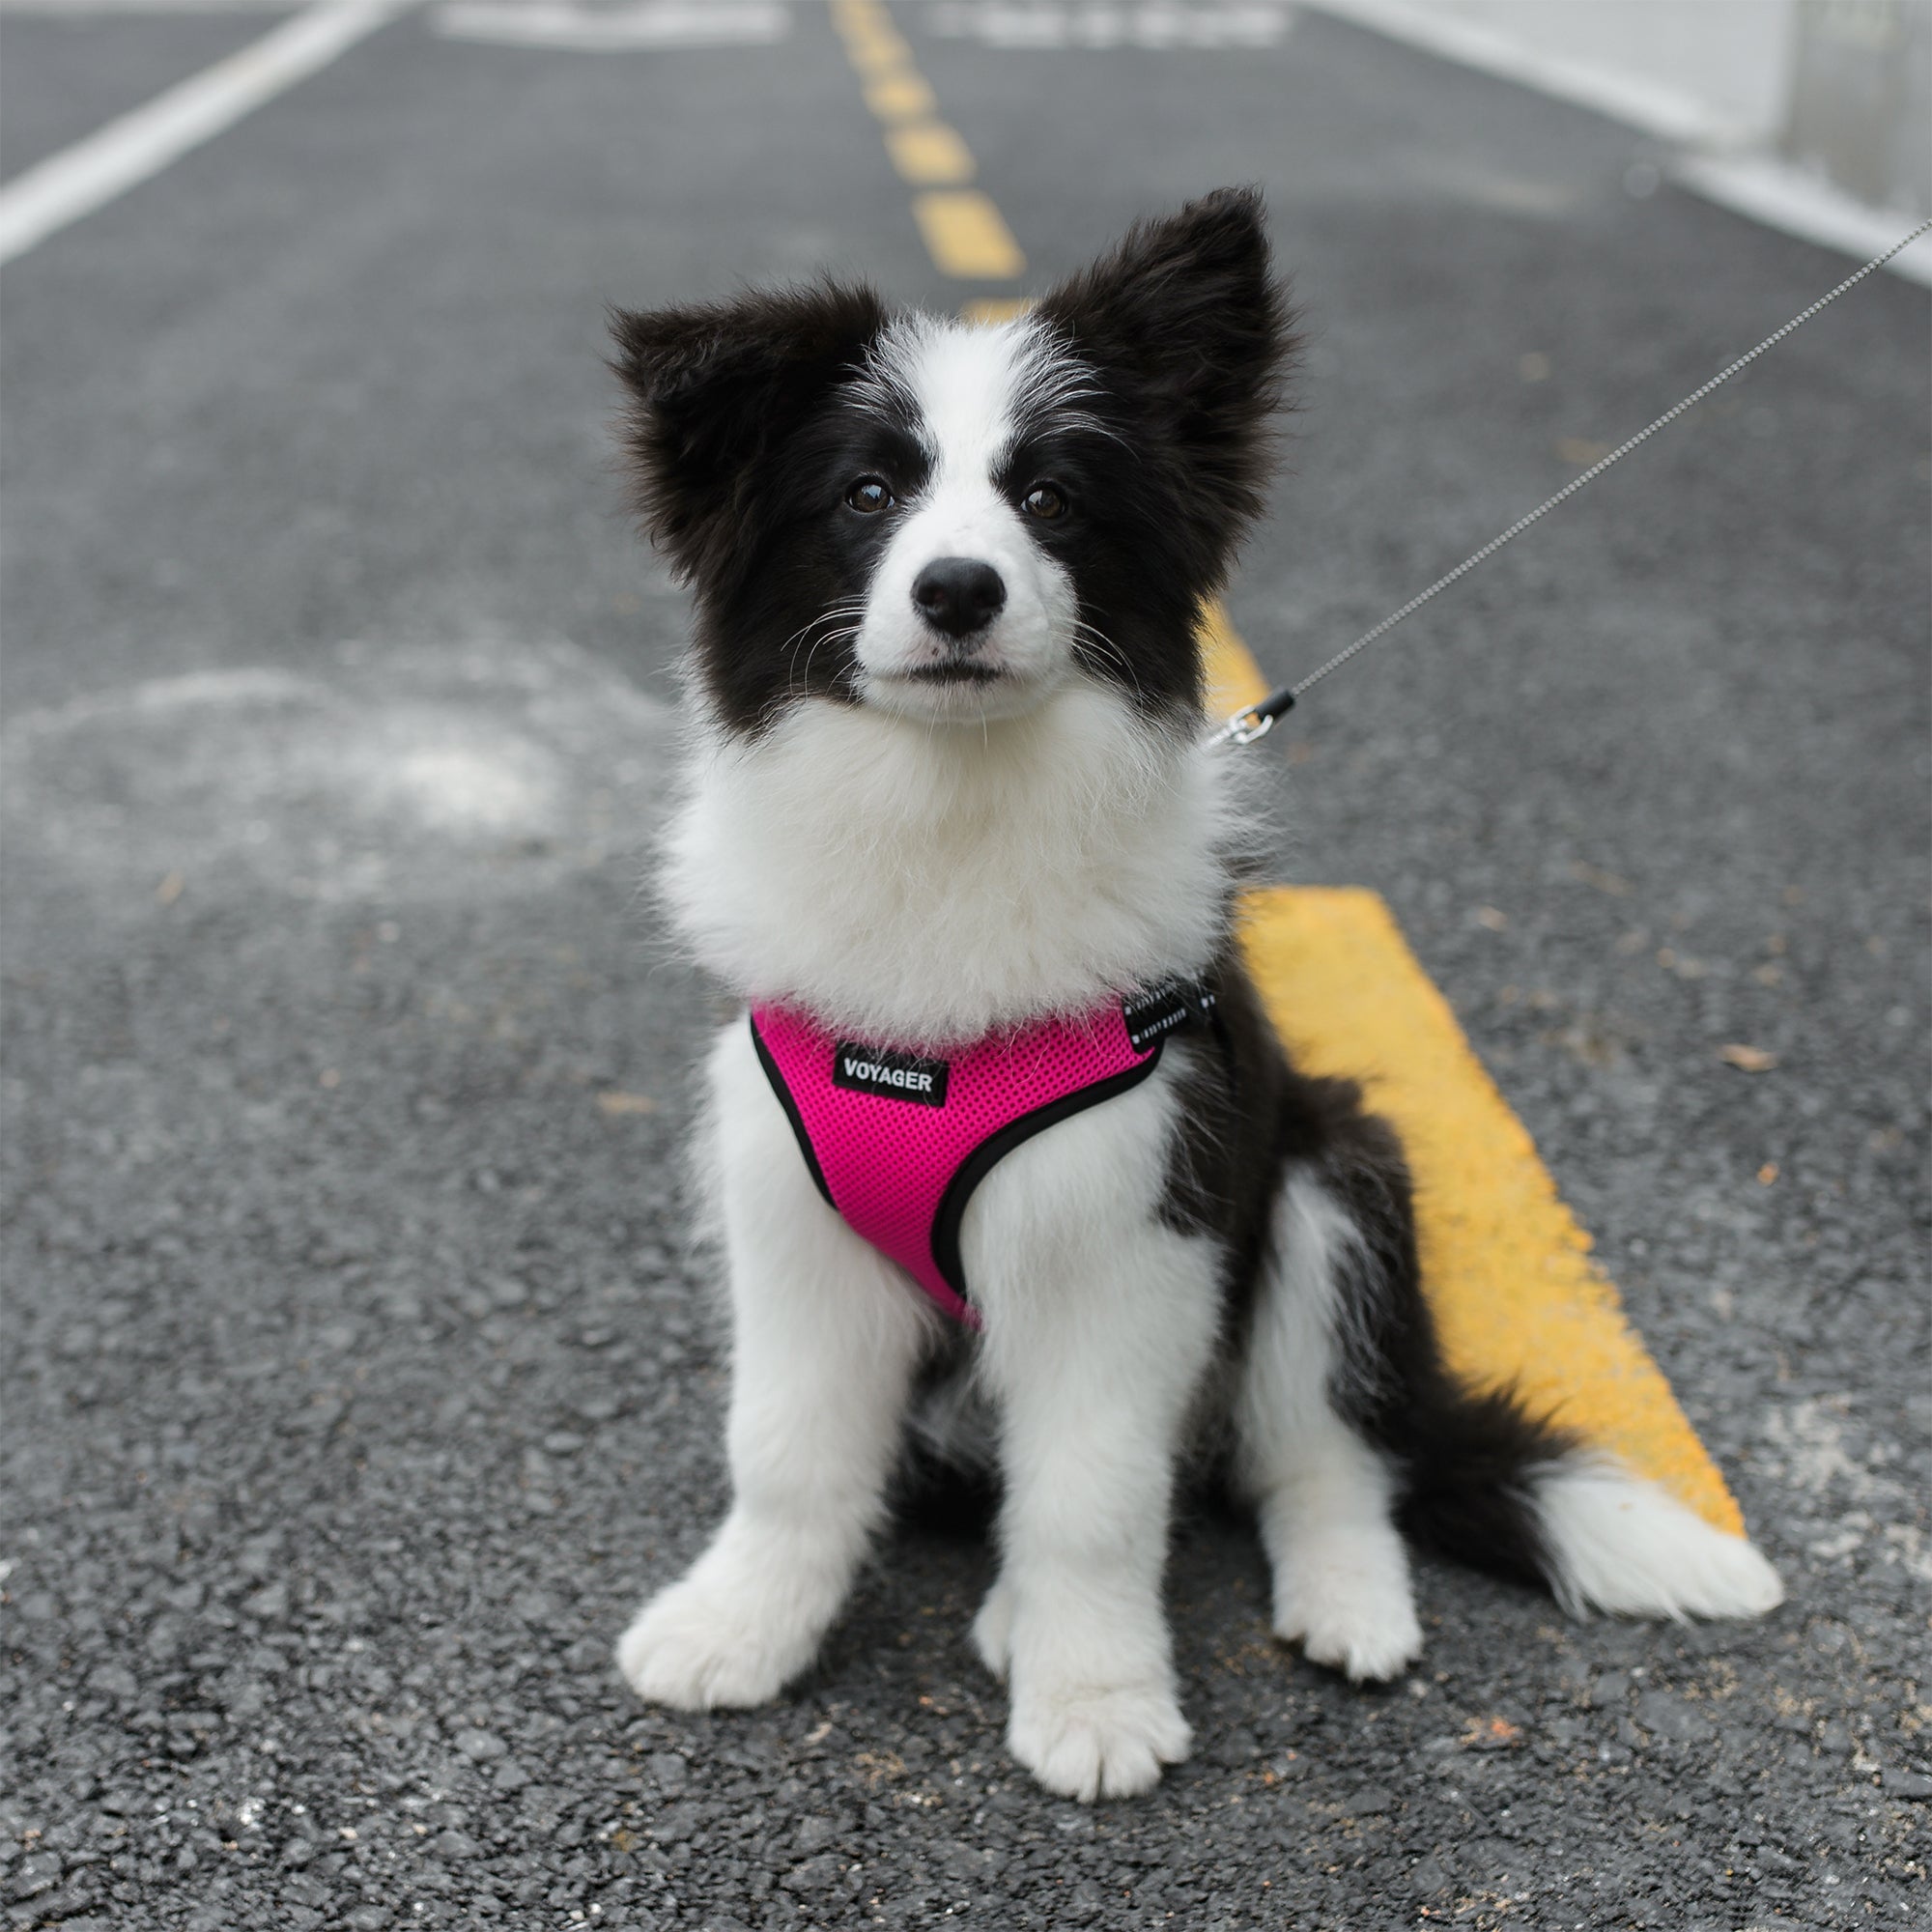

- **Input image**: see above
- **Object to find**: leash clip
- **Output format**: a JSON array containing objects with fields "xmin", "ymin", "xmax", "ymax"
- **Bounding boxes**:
[{"xmin": 1209, "ymin": 691, "xmax": 1293, "ymax": 749}]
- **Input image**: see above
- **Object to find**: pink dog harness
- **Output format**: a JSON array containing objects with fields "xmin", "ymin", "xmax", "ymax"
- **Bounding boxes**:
[{"xmin": 751, "ymin": 980, "xmax": 1216, "ymax": 1327}]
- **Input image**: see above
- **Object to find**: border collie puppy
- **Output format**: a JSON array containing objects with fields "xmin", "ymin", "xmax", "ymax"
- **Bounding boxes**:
[{"xmin": 608, "ymin": 189, "xmax": 1781, "ymax": 1801}]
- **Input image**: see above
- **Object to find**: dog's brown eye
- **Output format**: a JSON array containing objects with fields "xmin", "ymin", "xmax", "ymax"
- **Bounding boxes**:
[
  {"xmin": 846, "ymin": 476, "xmax": 894, "ymax": 515},
  {"xmin": 1022, "ymin": 483, "xmax": 1068, "ymax": 522}
]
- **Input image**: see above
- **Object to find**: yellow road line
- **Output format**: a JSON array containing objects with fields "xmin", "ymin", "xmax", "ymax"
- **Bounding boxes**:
[
  {"xmin": 833, "ymin": 0, "xmax": 908, "ymax": 71},
  {"xmin": 884, "ymin": 121, "xmax": 976, "ymax": 186},
  {"xmin": 1203, "ymin": 607, "xmax": 1745, "ymax": 1534},
  {"xmin": 836, "ymin": 0, "xmax": 1025, "ymax": 287},
  {"xmin": 863, "ymin": 71, "xmax": 937, "ymax": 122},
  {"xmin": 912, "ymin": 189, "xmax": 1027, "ymax": 279},
  {"xmin": 959, "ymin": 297, "xmax": 1033, "ymax": 324},
  {"xmin": 1200, "ymin": 595, "xmax": 1271, "ymax": 716}
]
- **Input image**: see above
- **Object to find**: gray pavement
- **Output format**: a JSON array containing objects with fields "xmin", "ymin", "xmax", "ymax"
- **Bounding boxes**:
[{"xmin": 3, "ymin": 5, "xmax": 1928, "ymax": 1928}]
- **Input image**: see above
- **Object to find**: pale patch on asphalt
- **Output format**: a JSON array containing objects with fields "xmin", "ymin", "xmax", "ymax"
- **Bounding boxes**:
[
  {"xmin": 2, "ymin": 638, "xmax": 670, "ymax": 911},
  {"xmin": 432, "ymin": 0, "xmax": 789, "ymax": 50},
  {"xmin": 1759, "ymin": 1395, "xmax": 1932, "ymax": 1585},
  {"xmin": 1406, "ymin": 156, "xmax": 1587, "ymax": 217}
]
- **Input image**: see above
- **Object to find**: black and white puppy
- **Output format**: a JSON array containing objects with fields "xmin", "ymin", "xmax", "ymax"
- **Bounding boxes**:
[{"xmin": 608, "ymin": 190, "xmax": 1780, "ymax": 1802}]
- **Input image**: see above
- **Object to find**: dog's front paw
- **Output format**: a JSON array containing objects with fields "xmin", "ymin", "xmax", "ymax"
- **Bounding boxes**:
[
  {"xmin": 1273, "ymin": 1549, "xmax": 1423, "ymax": 1684},
  {"xmin": 615, "ymin": 1572, "xmax": 814, "ymax": 1710},
  {"xmin": 1008, "ymin": 1675, "xmax": 1192, "ymax": 1802}
]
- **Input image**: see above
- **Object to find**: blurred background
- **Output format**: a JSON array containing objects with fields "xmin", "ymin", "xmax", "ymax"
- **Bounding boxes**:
[{"xmin": 3, "ymin": 5, "xmax": 1929, "ymax": 1930}]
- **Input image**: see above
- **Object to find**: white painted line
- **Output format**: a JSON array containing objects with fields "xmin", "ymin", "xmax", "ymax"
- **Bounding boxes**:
[
  {"xmin": 432, "ymin": 0, "xmax": 788, "ymax": 49},
  {"xmin": 0, "ymin": 0, "xmax": 414, "ymax": 268},
  {"xmin": 0, "ymin": 2, "xmax": 301, "ymax": 14},
  {"xmin": 1673, "ymin": 153, "xmax": 1932, "ymax": 291}
]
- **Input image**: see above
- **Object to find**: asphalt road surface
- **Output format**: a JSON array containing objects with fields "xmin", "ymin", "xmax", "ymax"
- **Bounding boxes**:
[{"xmin": 3, "ymin": 4, "xmax": 1929, "ymax": 1928}]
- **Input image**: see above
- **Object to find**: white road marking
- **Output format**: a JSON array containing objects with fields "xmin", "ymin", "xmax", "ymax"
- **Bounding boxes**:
[
  {"xmin": 0, "ymin": 0, "xmax": 415, "ymax": 268},
  {"xmin": 431, "ymin": 0, "xmax": 787, "ymax": 49},
  {"xmin": 0, "ymin": 2, "xmax": 301, "ymax": 14},
  {"xmin": 927, "ymin": 2, "xmax": 1288, "ymax": 50}
]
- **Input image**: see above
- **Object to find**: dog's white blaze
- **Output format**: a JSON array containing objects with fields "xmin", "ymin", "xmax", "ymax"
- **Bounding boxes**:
[{"xmin": 853, "ymin": 317, "xmax": 1080, "ymax": 714}]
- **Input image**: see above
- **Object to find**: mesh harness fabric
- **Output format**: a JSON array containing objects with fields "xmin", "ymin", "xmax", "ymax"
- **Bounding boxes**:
[{"xmin": 750, "ymin": 980, "xmax": 1217, "ymax": 1327}]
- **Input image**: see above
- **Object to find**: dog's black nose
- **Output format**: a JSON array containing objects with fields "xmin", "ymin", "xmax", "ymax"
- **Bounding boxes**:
[{"xmin": 911, "ymin": 556, "xmax": 1006, "ymax": 640}]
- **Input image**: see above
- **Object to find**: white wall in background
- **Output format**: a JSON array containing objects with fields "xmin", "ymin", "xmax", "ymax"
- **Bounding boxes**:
[
  {"xmin": 1315, "ymin": 0, "xmax": 1931, "ymax": 264},
  {"xmin": 1321, "ymin": 0, "xmax": 1800, "ymax": 144}
]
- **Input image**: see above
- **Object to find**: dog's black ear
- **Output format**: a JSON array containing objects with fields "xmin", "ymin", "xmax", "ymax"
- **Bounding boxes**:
[
  {"xmin": 611, "ymin": 279, "xmax": 888, "ymax": 588},
  {"xmin": 1036, "ymin": 187, "xmax": 1293, "ymax": 539}
]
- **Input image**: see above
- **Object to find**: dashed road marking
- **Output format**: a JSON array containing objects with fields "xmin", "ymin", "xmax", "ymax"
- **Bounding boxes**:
[
  {"xmin": 959, "ymin": 296, "xmax": 1033, "ymax": 323},
  {"xmin": 835, "ymin": 0, "xmax": 1026, "ymax": 288},
  {"xmin": 0, "ymin": 0, "xmax": 415, "ymax": 266},
  {"xmin": 929, "ymin": 1, "xmax": 1290, "ymax": 50},
  {"xmin": 883, "ymin": 121, "xmax": 976, "ymax": 186},
  {"xmin": 910, "ymin": 188, "xmax": 1026, "ymax": 278},
  {"xmin": 861, "ymin": 68, "xmax": 936, "ymax": 120}
]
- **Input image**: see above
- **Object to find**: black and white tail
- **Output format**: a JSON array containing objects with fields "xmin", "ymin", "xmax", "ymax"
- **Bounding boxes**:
[
  {"xmin": 1236, "ymin": 1110, "xmax": 1780, "ymax": 1679},
  {"xmin": 1390, "ymin": 1370, "xmax": 1785, "ymax": 1622}
]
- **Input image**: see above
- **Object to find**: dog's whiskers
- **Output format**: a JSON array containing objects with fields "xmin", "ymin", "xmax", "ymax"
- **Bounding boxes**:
[
  {"xmin": 781, "ymin": 604, "xmax": 869, "ymax": 700},
  {"xmin": 1071, "ymin": 619, "xmax": 1149, "ymax": 710}
]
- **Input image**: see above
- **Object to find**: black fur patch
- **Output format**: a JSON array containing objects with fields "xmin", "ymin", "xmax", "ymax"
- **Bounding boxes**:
[
  {"xmin": 611, "ymin": 280, "xmax": 914, "ymax": 734},
  {"xmin": 1301, "ymin": 1094, "xmax": 1577, "ymax": 1592},
  {"xmin": 1030, "ymin": 185, "xmax": 1298, "ymax": 720}
]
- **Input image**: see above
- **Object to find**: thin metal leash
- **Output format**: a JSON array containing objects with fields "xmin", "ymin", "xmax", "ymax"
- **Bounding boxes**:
[{"xmin": 1211, "ymin": 215, "xmax": 1932, "ymax": 749}]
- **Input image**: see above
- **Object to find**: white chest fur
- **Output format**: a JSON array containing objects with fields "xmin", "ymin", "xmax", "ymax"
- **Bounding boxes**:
[{"xmin": 661, "ymin": 682, "xmax": 1235, "ymax": 1048}]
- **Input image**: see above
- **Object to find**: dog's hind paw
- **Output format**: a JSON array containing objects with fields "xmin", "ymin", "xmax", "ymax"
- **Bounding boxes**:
[
  {"xmin": 1273, "ymin": 1549, "xmax": 1424, "ymax": 1684},
  {"xmin": 1008, "ymin": 1676, "xmax": 1192, "ymax": 1802},
  {"xmin": 970, "ymin": 1578, "xmax": 1015, "ymax": 1682}
]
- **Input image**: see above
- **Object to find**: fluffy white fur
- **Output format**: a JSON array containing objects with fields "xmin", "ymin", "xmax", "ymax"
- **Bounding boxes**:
[
  {"xmin": 1236, "ymin": 1174, "xmax": 1426, "ymax": 1683},
  {"xmin": 1534, "ymin": 1463, "xmax": 1786, "ymax": 1621},
  {"xmin": 957, "ymin": 1048, "xmax": 1217, "ymax": 1798},
  {"xmin": 661, "ymin": 683, "xmax": 1233, "ymax": 1047},
  {"xmin": 631, "ymin": 671, "xmax": 1230, "ymax": 1794},
  {"xmin": 617, "ymin": 1024, "xmax": 937, "ymax": 1709}
]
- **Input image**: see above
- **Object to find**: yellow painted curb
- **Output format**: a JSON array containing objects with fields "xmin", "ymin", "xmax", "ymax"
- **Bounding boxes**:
[{"xmin": 1204, "ymin": 605, "xmax": 1745, "ymax": 1535}]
